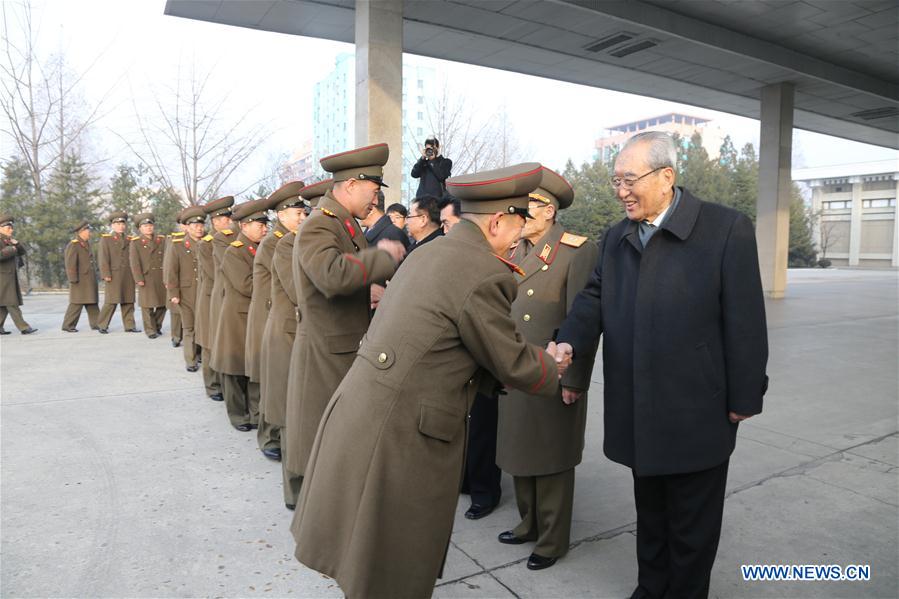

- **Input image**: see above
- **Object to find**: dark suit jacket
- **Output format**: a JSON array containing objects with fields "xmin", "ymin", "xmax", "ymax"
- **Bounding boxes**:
[
  {"xmin": 365, "ymin": 214, "xmax": 411, "ymax": 250},
  {"xmin": 408, "ymin": 227, "xmax": 444, "ymax": 254},
  {"xmin": 558, "ymin": 187, "xmax": 768, "ymax": 476}
]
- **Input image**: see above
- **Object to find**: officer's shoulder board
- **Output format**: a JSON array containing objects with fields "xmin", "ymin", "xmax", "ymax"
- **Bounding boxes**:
[
  {"xmin": 156, "ymin": 235, "xmax": 165, "ymax": 241},
  {"xmin": 171, "ymin": 231, "xmax": 185, "ymax": 237},
  {"xmin": 172, "ymin": 237, "xmax": 184, "ymax": 243},
  {"xmin": 221, "ymin": 229, "xmax": 234, "ymax": 236},
  {"xmin": 230, "ymin": 240, "xmax": 244, "ymax": 248},
  {"xmin": 101, "ymin": 233, "xmax": 112, "ymax": 237},
  {"xmin": 560, "ymin": 232, "xmax": 588, "ymax": 248},
  {"xmin": 274, "ymin": 230, "xmax": 284, "ymax": 238},
  {"xmin": 70, "ymin": 239, "xmax": 80, "ymax": 244},
  {"xmin": 128, "ymin": 235, "xmax": 140, "ymax": 241},
  {"xmin": 320, "ymin": 208, "xmax": 337, "ymax": 218},
  {"xmin": 201, "ymin": 234, "xmax": 214, "ymax": 242}
]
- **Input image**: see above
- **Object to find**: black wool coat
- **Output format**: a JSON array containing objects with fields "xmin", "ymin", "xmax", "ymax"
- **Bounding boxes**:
[{"xmin": 558, "ymin": 187, "xmax": 769, "ymax": 477}]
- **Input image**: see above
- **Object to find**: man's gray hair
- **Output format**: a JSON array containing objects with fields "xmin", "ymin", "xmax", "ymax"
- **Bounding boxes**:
[{"xmin": 624, "ymin": 131, "xmax": 678, "ymax": 171}]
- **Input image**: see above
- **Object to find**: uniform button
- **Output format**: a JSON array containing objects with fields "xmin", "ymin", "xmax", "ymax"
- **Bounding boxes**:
[
  {"xmin": 468, "ymin": 378, "xmax": 475, "ymax": 386},
  {"xmin": 541, "ymin": 264, "xmax": 549, "ymax": 271},
  {"xmin": 359, "ymin": 339, "xmax": 363, "ymax": 348},
  {"xmin": 523, "ymin": 314, "xmax": 531, "ymax": 322},
  {"xmin": 526, "ymin": 289, "xmax": 534, "ymax": 296},
  {"xmin": 377, "ymin": 352, "xmax": 387, "ymax": 363}
]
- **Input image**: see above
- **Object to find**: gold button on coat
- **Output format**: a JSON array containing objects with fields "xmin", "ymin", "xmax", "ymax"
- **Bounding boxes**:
[
  {"xmin": 377, "ymin": 352, "xmax": 388, "ymax": 363},
  {"xmin": 541, "ymin": 264, "xmax": 549, "ymax": 271},
  {"xmin": 523, "ymin": 314, "xmax": 531, "ymax": 322}
]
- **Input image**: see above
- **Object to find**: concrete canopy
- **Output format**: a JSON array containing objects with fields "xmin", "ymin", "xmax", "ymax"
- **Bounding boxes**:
[{"xmin": 164, "ymin": 0, "xmax": 899, "ymax": 149}]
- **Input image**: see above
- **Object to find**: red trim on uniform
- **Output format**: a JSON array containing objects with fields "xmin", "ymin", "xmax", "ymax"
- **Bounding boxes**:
[
  {"xmin": 541, "ymin": 165, "xmax": 574, "ymax": 193},
  {"xmin": 344, "ymin": 218, "xmax": 356, "ymax": 238},
  {"xmin": 530, "ymin": 349, "xmax": 548, "ymax": 393},
  {"xmin": 447, "ymin": 165, "xmax": 542, "ymax": 188},
  {"xmin": 345, "ymin": 254, "xmax": 367, "ymax": 284},
  {"xmin": 322, "ymin": 143, "xmax": 388, "ymax": 160}
]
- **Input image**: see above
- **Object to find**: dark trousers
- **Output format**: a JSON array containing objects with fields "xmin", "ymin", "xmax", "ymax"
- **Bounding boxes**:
[
  {"xmin": 141, "ymin": 306, "xmax": 166, "ymax": 336},
  {"xmin": 462, "ymin": 392, "xmax": 501, "ymax": 507},
  {"xmin": 632, "ymin": 459, "xmax": 730, "ymax": 599},
  {"xmin": 0, "ymin": 305, "xmax": 30, "ymax": 331},
  {"xmin": 62, "ymin": 303, "xmax": 99, "ymax": 330},
  {"xmin": 98, "ymin": 302, "xmax": 135, "ymax": 330}
]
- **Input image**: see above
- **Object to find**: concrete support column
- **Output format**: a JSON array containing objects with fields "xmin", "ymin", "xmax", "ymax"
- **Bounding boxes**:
[
  {"xmin": 756, "ymin": 82, "xmax": 794, "ymax": 299},
  {"xmin": 847, "ymin": 177, "xmax": 863, "ymax": 266},
  {"xmin": 810, "ymin": 185, "xmax": 823, "ymax": 260},
  {"xmin": 892, "ymin": 178, "xmax": 899, "ymax": 267},
  {"xmin": 355, "ymin": 0, "xmax": 403, "ymax": 205}
]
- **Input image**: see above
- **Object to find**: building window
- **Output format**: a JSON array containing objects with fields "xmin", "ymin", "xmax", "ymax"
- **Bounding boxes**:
[
  {"xmin": 418, "ymin": 96, "xmax": 424, "ymax": 104},
  {"xmin": 834, "ymin": 186, "xmax": 843, "ymax": 192},
  {"xmin": 417, "ymin": 127, "xmax": 423, "ymax": 135},
  {"xmin": 417, "ymin": 79, "xmax": 423, "ymax": 89},
  {"xmin": 417, "ymin": 111, "xmax": 423, "ymax": 120},
  {"xmin": 825, "ymin": 201, "xmax": 850, "ymax": 210},
  {"xmin": 863, "ymin": 198, "xmax": 896, "ymax": 208}
]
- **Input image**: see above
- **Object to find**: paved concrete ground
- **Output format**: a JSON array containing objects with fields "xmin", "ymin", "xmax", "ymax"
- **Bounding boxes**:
[{"xmin": 2, "ymin": 268, "xmax": 897, "ymax": 598}]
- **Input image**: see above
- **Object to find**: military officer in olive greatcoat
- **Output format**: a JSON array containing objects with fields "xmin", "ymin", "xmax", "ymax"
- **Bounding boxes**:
[
  {"xmin": 165, "ymin": 206, "xmax": 206, "ymax": 371},
  {"xmin": 287, "ymin": 144, "xmax": 404, "ymax": 495},
  {"xmin": 129, "ymin": 213, "xmax": 167, "ymax": 338},
  {"xmin": 210, "ymin": 198, "xmax": 270, "ymax": 431},
  {"xmin": 0, "ymin": 214, "xmax": 37, "ymax": 335},
  {"xmin": 247, "ymin": 184, "xmax": 303, "ymax": 459},
  {"xmin": 291, "ymin": 162, "xmax": 565, "ymax": 599},
  {"xmin": 62, "ymin": 220, "xmax": 100, "ymax": 332},
  {"xmin": 283, "ymin": 178, "xmax": 330, "ymax": 508},
  {"xmin": 496, "ymin": 166, "xmax": 599, "ymax": 571},
  {"xmin": 206, "ymin": 197, "xmax": 238, "ymax": 400},
  {"xmin": 164, "ymin": 212, "xmax": 187, "ymax": 347},
  {"xmin": 196, "ymin": 196, "xmax": 234, "ymax": 402},
  {"xmin": 97, "ymin": 211, "xmax": 139, "ymax": 333},
  {"xmin": 258, "ymin": 182, "xmax": 307, "ymax": 464}
]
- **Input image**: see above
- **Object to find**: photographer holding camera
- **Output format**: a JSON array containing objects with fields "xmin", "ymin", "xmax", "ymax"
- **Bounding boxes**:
[{"xmin": 410, "ymin": 137, "xmax": 452, "ymax": 199}]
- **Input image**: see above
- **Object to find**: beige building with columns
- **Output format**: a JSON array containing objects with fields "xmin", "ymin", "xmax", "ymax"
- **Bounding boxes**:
[{"xmin": 794, "ymin": 159, "xmax": 899, "ymax": 268}]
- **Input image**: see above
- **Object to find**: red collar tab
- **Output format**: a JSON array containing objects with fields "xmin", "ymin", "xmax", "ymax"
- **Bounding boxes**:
[
  {"xmin": 495, "ymin": 254, "xmax": 525, "ymax": 276},
  {"xmin": 344, "ymin": 218, "xmax": 356, "ymax": 238},
  {"xmin": 248, "ymin": 245, "xmax": 256, "ymax": 257},
  {"xmin": 538, "ymin": 242, "xmax": 558, "ymax": 265}
]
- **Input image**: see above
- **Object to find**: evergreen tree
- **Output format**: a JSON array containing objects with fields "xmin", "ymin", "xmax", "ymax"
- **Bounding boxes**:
[
  {"xmin": 788, "ymin": 185, "xmax": 816, "ymax": 267},
  {"xmin": 31, "ymin": 152, "xmax": 100, "ymax": 286},
  {"xmin": 558, "ymin": 158, "xmax": 621, "ymax": 241},
  {"xmin": 0, "ymin": 157, "xmax": 37, "ymax": 288},
  {"xmin": 109, "ymin": 164, "xmax": 144, "ymax": 218},
  {"xmin": 731, "ymin": 143, "xmax": 759, "ymax": 222}
]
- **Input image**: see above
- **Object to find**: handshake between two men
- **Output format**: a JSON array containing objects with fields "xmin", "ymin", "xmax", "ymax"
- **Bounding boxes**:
[{"xmin": 544, "ymin": 341, "xmax": 579, "ymax": 405}]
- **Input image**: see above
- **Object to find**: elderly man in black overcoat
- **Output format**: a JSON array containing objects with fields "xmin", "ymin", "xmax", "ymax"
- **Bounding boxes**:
[{"xmin": 554, "ymin": 131, "xmax": 768, "ymax": 599}]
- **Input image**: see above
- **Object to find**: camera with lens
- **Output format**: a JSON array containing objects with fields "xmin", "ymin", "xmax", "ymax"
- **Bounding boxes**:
[{"xmin": 425, "ymin": 146, "xmax": 435, "ymax": 158}]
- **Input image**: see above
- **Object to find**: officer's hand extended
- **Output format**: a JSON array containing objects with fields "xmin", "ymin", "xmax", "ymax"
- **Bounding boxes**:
[
  {"xmin": 729, "ymin": 412, "xmax": 753, "ymax": 423},
  {"xmin": 137, "ymin": 281, "xmax": 145, "ymax": 286},
  {"xmin": 171, "ymin": 297, "xmax": 180, "ymax": 305},
  {"xmin": 377, "ymin": 239, "xmax": 406, "ymax": 265},
  {"xmin": 548, "ymin": 341, "xmax": 573, "ymax": 377},
  {"xmin": 104, "ymin": 277, "xmax": 112, "ymax": 282},
  {"xmin": 370, "ymin": 284, "xmax": 385, "ymax": 309},
  {"xmin": 562, "ymin": 387, "xmax": 583, "ymax": 405}
]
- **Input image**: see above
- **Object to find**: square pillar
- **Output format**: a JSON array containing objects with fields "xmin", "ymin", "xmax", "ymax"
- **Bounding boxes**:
[
  {"xmin": 756, "ymin": 82, "xmax": 794, "ymax": 299},
  {"xmin": 892, "ymin": 179, "xmax": 899, "ymax": 267},
  {"xmin": 355, "ymin": 0, "xmax": 403, "ymax": 205},
  {"xmin": 810, "ymin": 185, "xmax": 823, "ymax": 259},
  {"xmin": 848, "ymin": 177, "xmax": 863, "ymax": 266}
]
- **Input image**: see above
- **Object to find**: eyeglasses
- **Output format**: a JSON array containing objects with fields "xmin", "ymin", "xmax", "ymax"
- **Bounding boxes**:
[
  {"xmin": 610, "ymin": 166, "xmax": 665, "ymax": 189},
  {"xmin": 406, "ymin": 213, "xmax": 425, "ymax": 220}
]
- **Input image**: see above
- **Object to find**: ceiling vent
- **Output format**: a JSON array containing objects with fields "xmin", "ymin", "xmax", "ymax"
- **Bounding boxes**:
[
  {"xmin": 584, "ymin": 32, "xmax": 635, "ymax": 53},
  {"xmin": 610, "ymin": 40, "xmax": 658, "ymax": 58},
  {"xmin": 850, "ymin": 107, "xmax": 899, "ymax": 121}
]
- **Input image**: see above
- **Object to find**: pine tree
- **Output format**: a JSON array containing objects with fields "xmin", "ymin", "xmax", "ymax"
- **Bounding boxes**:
[
  {"xmin": 109, "ymin": 164, "xmax": 144, "ymax": 218},
  {"xmin": 558, "ymin": 158, "xmax": 621, "ymax": 241},
  {"xmin": 0, "ymin": 157, "xmax": 37, "ymax": 288},
  {"xmin": 788, "ymin": 184, "xmax": 816, "ymax": 267}
]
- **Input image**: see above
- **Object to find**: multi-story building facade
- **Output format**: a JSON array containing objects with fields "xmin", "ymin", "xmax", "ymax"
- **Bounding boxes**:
[
  {"xmin": 794, "ymin": 159, "xmax": 898, "ymax": 268},
  {"xmin": 594, "ymin": 113, "xmax": 726, "ymax": 164},
  {"xmin": 312, "ymin": 53, "xmax": 436, "ymax": 203}
]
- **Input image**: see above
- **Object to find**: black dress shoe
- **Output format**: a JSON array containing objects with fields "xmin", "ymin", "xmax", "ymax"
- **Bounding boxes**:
[
  {"xmin": 98, "ymin": 328, "xmax": 108, "ymax": 334},
  {"xmin": 186, "ymin": 365, "xmax": 199, "ymax": 372},
  {"xmin": 0, "ymin": 329, "xmax": 10, "ymax": 335},
  {"xmin": 62, "ymin": 328, "xmax": 78, "ymax": 333},
  {"xmin": 285, "ymin": 503, "xmax": 296, "ymax": 511},
  {"xmin": 249, "ymin": 423, "xmax": 258, "ymax": 430},
  {"xmin": 235, "ymin": 423, "xmax": 253, "ymax": 432},
  {"xmin": 21, "ymin": 327, "xmax": 37, "ymax": 334},
  {"xmin": 209, "ymin": 393, "xmax": 224, "ymax": 402},
  {"xmin": 465, "ymin": 503, "xmax": 496, "ymax": 520},
  {"xmin": 526, "ymin": 553, "xmax": 557, "ymax": 571},
  {"xmin": 262, "ymin": 448, "xmax": 282, "ymax": 461},
  {"xmin": 147, "ymin": 333, "xmax": 158, "ymax": 339},
  {"xmin": 125, "ymin": 328, "xmax": 142, "ymax": 333},
  {"xmin": 171, "ymin": 339, "xmax": 181, "ymax": 347},
  {"xmin": 90, "ymin": 325, "xmax": 100, "ymax": 330},
  {"xmin": 497, "ymin": 531, "xmax": 528, "ymax": 545}
]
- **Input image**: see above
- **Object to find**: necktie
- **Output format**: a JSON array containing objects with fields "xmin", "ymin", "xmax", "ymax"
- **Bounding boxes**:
[{"xmin": 638, "ymin": 220, "xmax": 656, "ymax": 248}]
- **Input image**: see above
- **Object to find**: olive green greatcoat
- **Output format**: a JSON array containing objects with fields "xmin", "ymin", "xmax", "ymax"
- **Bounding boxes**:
[
  {"xmin": 245, "ymin": 221, "xmax": 288, "ymax": 382},
  {"xmin": 64, "ymin": 239, "xmax": 99, "ymax": 304},
  {"xmin": 497, "ymin": 222, "xmax": 599, "ymax": 476},
  {"xmin": 164, "ymin": 236, "xmax": 200, "ymax": 328},
  {"xmin": 128, "ymin": 234, "xmax": 167, "ymax": 307},
  {"xmin": 97, "ymin": 233, "xmax": 135, "ymax": 304},
  {"xmin": 210, "ymin": 232, "xmax": 257, "ymax": 376},
  {"xmin": 207, "ymin": 228, "xmax": 236, "ymax": 359},
  {"xmin": 288, "ymin": 192, "xmax": 396, "ymax": 477},
  {"xmin": 260, "ymin": 231, "xmax": 296, "ymax": 428},
  {"xmin": 0, "ymin": 233, "xmax": 26, "ymax": 306},
  {"xmin": 194, "ymin": 233, "xmax": 215, "ymax": 348},
  {"xmin": 283, "ymin": 230, "xmax": 307, "ymax": 475},
  {"xmin": 291, "ymin": 219, "xmax": 560, "ymax": 599}
]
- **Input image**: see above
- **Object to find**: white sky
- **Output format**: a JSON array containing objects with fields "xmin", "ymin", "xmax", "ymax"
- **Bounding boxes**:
[{"xmin": 3, "ymin": 0, "xmax": 897, "ymax": 193}]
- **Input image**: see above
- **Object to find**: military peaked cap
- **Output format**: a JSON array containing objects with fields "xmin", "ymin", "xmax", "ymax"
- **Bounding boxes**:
[
  {"xmin": 268, "ymin": 181, "xmax": 306, "ymax": 211},
  {"xmin": 320, "ymin": 143, "xmax": 389, "ymax": 187},
  {"xmin": 232, "ymin": 198, "xmax": 271, "ymax": 223},
  {"xmin": 204, "ymin": 195, "xmax": 235, "ymax": 217},
  {"xmin": 300, "ymin": 178, "xmax": 332, "ymax": 208},
  {"xmin": 529, "ymin": 166, "xmax": 574, "ymax": 210},
  {"xmin": 446, "ymin": 162, "xmax": 543, "ymax": 218},
  {"xmin": 181, "ymin": 206, "xmax": 206, "ymax": 224}
]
